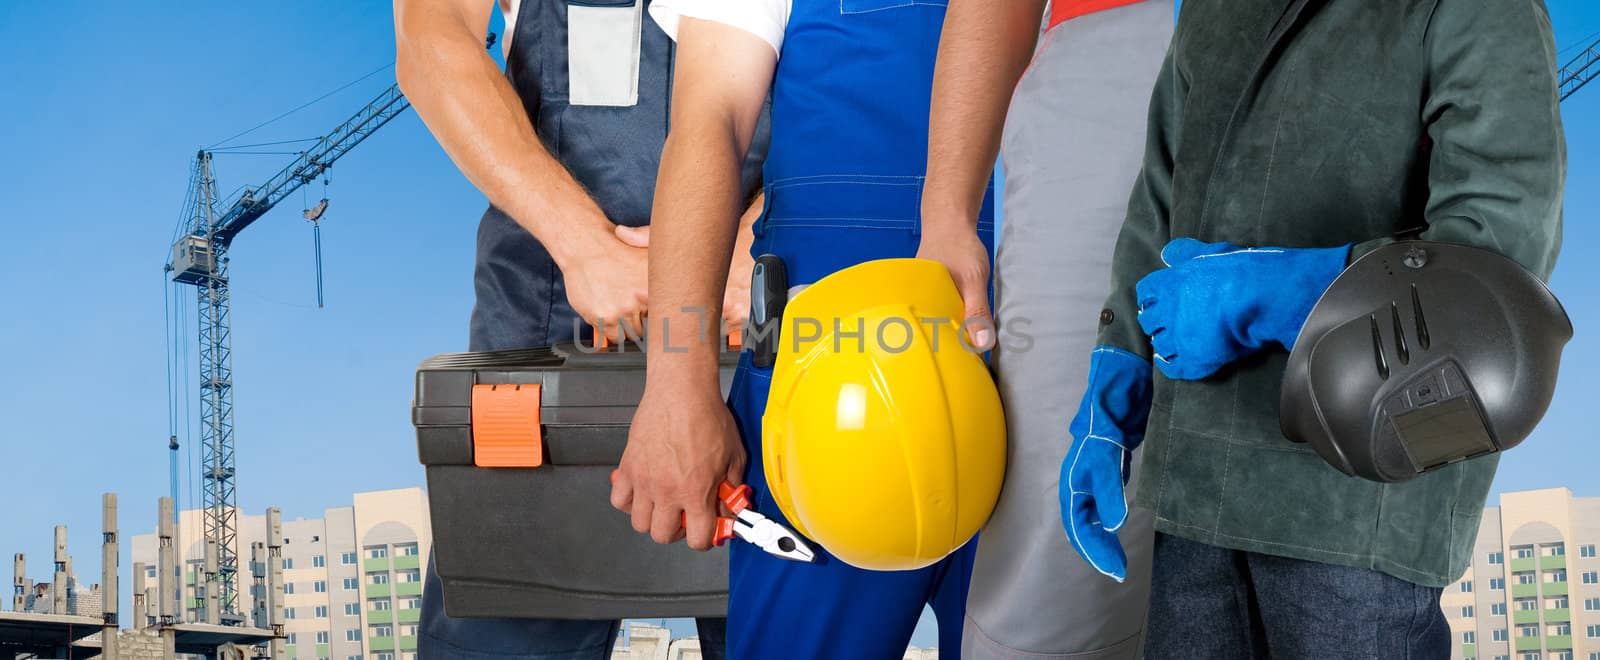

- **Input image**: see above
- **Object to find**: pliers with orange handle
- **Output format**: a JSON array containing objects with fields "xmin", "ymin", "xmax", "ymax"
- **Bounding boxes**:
[{"xmin": 612, "ymin": 471, "xmax": 815, "ymax": 563}]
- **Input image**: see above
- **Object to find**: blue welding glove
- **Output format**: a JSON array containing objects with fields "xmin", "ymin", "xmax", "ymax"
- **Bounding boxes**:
[
  {"xmin": 1060, "ymin": 346, "xmax": 1154, "ymax": 582},
  {"xmin": 1134, "ymin": 238, "xmax": 1350, "ymax": 380}
]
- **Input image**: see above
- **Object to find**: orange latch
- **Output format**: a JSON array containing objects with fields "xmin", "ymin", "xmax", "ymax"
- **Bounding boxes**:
[{"xmin": 471, "ymin": 383, "xmax": 544, "ymax": 468}]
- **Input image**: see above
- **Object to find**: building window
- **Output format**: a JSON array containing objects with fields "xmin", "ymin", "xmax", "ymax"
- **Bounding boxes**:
[
  {"xmin": 1464, "ymin": 631, "xmax": 1477, "ymax": 644},
  {"xmin": 366, "ymin": 546, "xmax": 389, "ymax": 559},
  {"xmin": 1545, "ymin": 569, "xmax": 1567, "ymax": 583},
  {"xmin": 375, "ymin": 654, "xmax": 395, "ymax": 660},
  {"xmin": 316, "ymin": 631, "xmax": 330, "ymax": 644},
  {"xmin": 343, "ymin": 577, "xmax": 358, "ymax": 591},
  {"xmin": 1491, "ymin": 578, "xmax": 1506, "ymax": 590},
  {"xmin": 287, "ymin": 633, "xmax": 298, "ymax": 645},
  {"xmin": 1463, "ymin": 581, "xmax": 1475, "ymax": 593},
  {"xmin": 1493, "ymin": 603, "xmax": 1508, "ymax": 616},
  {"xmin": 400, "ymin": 623, "xmax": 419, "ymax": 637},
  {"xmin": 345, "ymin": 602, "xmax": 360, "ymax": 616},
  {"xmin": 1520, "ymin": 653, "xmax": 1541, "ymax": 660},
  {"xmin": 1585, "ymin": 598, "xmax": 1600, "ymax": 611},
  {"xmin": 1588, "ymin": 624, "xmax": 1600, "ymax": 638},
  {"xmin": 285, "ymin": 582, "xmax": 296, "ymax": 595},
  {"xmin": 146, "ymin": 566, "xmax": 156, "ymax": 578},
  {"xmin": 1520, "ymin": 599, "xmax": 1540, "ymax": 611},
  {"xmin": 1544, "ymin": 543, "xmax": 1566, "ymax": 556},
  {"xmin": 368, "ymin": 572, "xmax": 390, "ymax": 585},
  {"xmin": 1490, "ymin": 551, "xmax": 1505, "ymax": 564},
  {"xmin": 1581, "ymin": 545, "xmax": 1596, "ymax": 558},
  {"xmin": 313, "ymin": 555, "xmax": 326, "ymax": 568},
  {"xmin": 1548, "ymin": 596, "xmax": 1568, "ymax": 610},
  {"xmin": 1463, "ymin": 606, "xmax": 1476, "ymax": 617},
  {"xmin": 341, "ymin": 552, "xmax": 357, "ymax": 565},
  {"xmin": 1582, "ymin": 571, "xmax": 1599, "ymax": 585},
  {"xmin": 1495, "ymin": 629, "xmax": 1509, "ymax": 641},
  {"xmin": 349, "ymin": 656, "xmax": 362, "ymax": 660},
  {"xmin": 285, "ymin": 608, "xmax": 296, "ymax": 620},
  {"xmin": 1590, "ymin": 654, "xmax": 1600, "ymax": 660},
  {"xmin": 372, "ymin": 624, "xmax": 394, "ymax": 638},
  {"xmin": 402, "ymin": 597, "xmax": 422, "ymax": 610},
  {"xmin": 1515, "ymin": 545, "xmax": 1536, "ymax": 559},
  {"xmin": 371, "ymin": 598, "xmax": 392, "ymax": 611},
  {"xmin": 1549, "ymin": 623, "xmax": 1571, "ymax": 636},
  {"xmin": 314, "ymin": 580, "xmax": 327, "ymax": 593},
  {"xmin": 315, "ymin": 605, "xmax": 328, "ymax": 618},
  {"xmin": 396, "ymin": 543, "xmax": 420, "ymax": 557},
  {"xmin": 396, "ymin": 569, "xmax": 422, "ymax": 584},
  {"xmin": 1518, "ymin": 573, "xmax": 1537, "ymax": 585},
  {"xmin": 346, "ymin": 629, "xmax": 360, "ymax": 642},
  {"xmin": 1553, "ymin": 653, "xmax": 1572, "ymax": 660},
  {"xmin": 283, "ymin": 558, "xmax": 294, "ymax": 570},
  {"xmin": 1520, "ymin": 624, "xmax": 1539, "ymax": 637}
]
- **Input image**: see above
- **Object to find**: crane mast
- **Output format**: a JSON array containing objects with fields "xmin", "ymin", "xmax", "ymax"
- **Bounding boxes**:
[{"xmin": 167, "ymin": 84, "xmax": 410, "ymax": 623}]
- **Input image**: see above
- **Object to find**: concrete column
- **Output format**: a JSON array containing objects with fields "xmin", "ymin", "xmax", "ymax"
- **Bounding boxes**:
[
  {"xmin": 11, "ymin": 554, "xmax": 22, "ymax": 612},
  {"xmin": 204, "ymin": 538, "xmax": 220, "ymax": 625},
  {"xmin": 52, "ymin": 526, "xmax": 67, "ymax": 615},
  {"xmin": 159, "ymin": 498, "xmax": 177, "ymax": 658},
  {"xmin": 265, "ymin": 509, "xmax": 285, "ymax": 660},
  {"xmin": 249, "ymin": 542, "xmax": 265, "ymax": 630},
  {"xmin": 102, "ymin": 494, "xmax": 119, "ymax": 660},
  {"xmin": 158, "ymin": 498, "xmax": 177, "ymax": 623},
  {"xmin": 132, "ymin": 562, "xmax": 147, "ymax": 629}
]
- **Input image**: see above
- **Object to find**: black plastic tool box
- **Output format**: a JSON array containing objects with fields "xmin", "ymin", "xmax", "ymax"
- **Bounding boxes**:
[{"xmin": 412, "ymin": 343, "xmax": 740, "ymax": 619}]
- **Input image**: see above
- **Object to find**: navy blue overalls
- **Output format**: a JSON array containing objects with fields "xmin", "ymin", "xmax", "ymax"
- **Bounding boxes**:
[
  {"xmin": 723, "ymin": 1, "xmax": 995, "ymax": 656},
  {"xmin": 421, "ymin": 0, "xmax": 764, "ymax": 657}
]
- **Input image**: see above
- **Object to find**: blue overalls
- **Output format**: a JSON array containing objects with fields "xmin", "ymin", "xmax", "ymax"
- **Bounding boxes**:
[
  {"xmin": 724, "ymin": 1, "xmax": 994, "ymax": 657},
  {"xmin": 421, "ymin": 0, "xmax": 764, "ymax": 657}
]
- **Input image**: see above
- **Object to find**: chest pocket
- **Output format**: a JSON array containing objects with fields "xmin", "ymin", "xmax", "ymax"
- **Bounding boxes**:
[
  {"xmin": 566, "ymin": 0, "xmax": 643, "ymax": 106},
  {"xmin": 840, "ymin": 0, "xmax": 947, "ymax": 14}
]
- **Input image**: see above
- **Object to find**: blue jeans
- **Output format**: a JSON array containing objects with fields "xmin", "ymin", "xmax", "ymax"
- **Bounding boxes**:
[{"xmin": 1145, "ymin": 533, "xmax": 1449, "ymax": 659}]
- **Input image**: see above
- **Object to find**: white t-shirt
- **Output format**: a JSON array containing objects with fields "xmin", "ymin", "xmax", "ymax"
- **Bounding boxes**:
[{"xmin": 648, "ymin": 0, "xmax": 791, "ymax": 53}]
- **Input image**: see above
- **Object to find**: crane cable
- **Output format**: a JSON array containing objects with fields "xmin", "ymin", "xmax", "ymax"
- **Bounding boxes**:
[{"xmin": 206, "ymin": 62, "xmax": 394, "ymax": 150}]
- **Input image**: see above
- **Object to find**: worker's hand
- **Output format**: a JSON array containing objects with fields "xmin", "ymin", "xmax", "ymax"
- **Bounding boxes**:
[
  {"xmin": 915, "ymin": 222, "xmax": 993, "ymax": 350},
  {"xmin": 721, "ymin": 198, "xmax": 763, "ymax": 341},
  {"xmin": 613, "ymin": 384, "xmax": 747, "ymax": 550},
  {"xmin": 1061, "ymin": 346, "xmax": 1154, "ymax": 582},
  {"xmin": 561, "ymin": 226, "xmax": 651, "ymax": 344},
  {"xmin": 612, "ymin": 199, "xmax": 760, "ymax": 345}
]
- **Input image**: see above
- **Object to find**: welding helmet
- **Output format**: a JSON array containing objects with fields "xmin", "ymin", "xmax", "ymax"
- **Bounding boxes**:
[
  {"xmin": 1280, "ymin": 242, "xmax": 1571, "ymax": 483},
  {"xmin": 762, "ymin": 258, "xmax": 1006, "ymax": 571}
]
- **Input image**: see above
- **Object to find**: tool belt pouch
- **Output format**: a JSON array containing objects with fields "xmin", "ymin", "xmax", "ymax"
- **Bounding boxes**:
[{"xmin": 412, "ymin": 343, "xmax": 739, "ymax": 619}]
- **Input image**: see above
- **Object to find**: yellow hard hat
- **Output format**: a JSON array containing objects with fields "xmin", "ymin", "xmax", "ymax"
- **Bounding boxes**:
[{"xmin": 761, "ymin": 258, "xmax": 1006, "ymax": 571}]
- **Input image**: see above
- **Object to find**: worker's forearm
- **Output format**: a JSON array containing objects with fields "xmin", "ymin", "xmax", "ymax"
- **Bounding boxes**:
[
  {"xmin": 645, "ymin": 124, "xmax": 749, "ymax": 390},
  {"xmin": 396, "ymin": 8, "xmax": 612, "ymax": 268},
  {"xmin": 921, "ymin": 0, "xmax": 1044, "ymax": 229}
]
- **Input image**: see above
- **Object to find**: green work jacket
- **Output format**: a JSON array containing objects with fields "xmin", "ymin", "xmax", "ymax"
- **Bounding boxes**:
[{"xmin": 1099, "ymin": 0, "xmax": 1566, "ymax": 586}]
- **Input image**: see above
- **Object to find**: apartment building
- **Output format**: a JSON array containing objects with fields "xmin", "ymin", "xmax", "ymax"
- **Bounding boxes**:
[
  {"xmin": 131, "ymin": 487, "xmax": 431, "ymax": 660},
  {"xmin": 1446, "ymin": 488, "xmax": 1600, "ymax": 660}
]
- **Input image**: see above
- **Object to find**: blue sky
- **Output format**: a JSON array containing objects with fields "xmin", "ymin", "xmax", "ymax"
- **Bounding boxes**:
[{"xmin": 0, "ymin": 0, "xmax": 1596, "ymax": 649}]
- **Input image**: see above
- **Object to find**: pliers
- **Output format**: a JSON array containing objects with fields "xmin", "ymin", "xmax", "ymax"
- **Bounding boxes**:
[
  {"xmin": 703, "ymin": 480, "xmax": 815, "ymax": 563},
  {"xmin": 612, "ymin": 471, "xmax": 815, "ymax": 563}
]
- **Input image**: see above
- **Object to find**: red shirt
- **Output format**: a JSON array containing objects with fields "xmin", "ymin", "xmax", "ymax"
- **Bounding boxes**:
[{"xmin": 1050, "ymin": 0, "xmax": 1145, "ymax": 28}]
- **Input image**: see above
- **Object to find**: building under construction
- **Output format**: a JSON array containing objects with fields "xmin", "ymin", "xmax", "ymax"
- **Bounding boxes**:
[{"xmin": 2, "ymin": 494, "xmax": 281, "ymax": 660}]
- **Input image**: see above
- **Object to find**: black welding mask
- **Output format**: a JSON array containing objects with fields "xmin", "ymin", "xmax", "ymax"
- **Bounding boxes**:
[{"xmin": 1279, "ymin": 241, "xmax": 1572, "ymax": 483}]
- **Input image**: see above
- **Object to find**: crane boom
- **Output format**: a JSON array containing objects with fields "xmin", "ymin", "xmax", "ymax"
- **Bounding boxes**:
[
  {"xmin": 166, "ymin": 83, "xmax": 410, "ymax": 623},
  {"xmin": 208, "ymin": 85, "xmax": 410, "ymax": 246},
  {"xmin": 1560, "ymin": 37, "xmax": 1599, "ymax": 102}
]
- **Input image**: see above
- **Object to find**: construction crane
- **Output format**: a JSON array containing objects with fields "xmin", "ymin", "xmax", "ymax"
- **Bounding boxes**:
[
  {"xmin": 1560, "ymin": 34, "xmax": 1600, "ymax": 102},
  {"xmin": 166, "ymin": 83, "xmax": 410, "ymax": 623}
]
